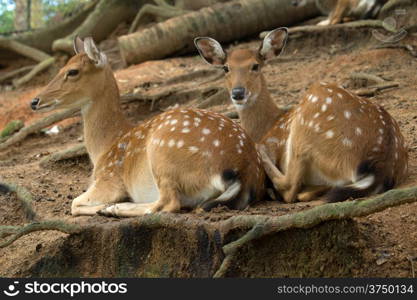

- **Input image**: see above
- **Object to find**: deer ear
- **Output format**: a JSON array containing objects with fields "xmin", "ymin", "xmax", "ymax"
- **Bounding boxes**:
[
  {"xmin": 73, "ymin": 36, "xmax": 85, "ymax": 55},
  {"xmin": 258, "ymin": 27, "xmax": 288, "ymax": 61},
  {"xmin": 194, "ymin": 37, "xmax": 227, "ymax": 66},
  {"xmin": 83, "ymin": 37, "xmax": 107, "ymax": 68}
]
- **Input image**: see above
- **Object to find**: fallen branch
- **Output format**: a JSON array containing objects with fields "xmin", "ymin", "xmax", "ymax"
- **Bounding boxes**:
[
  {"xmin": 350, "ymin": 72, "xmax": 386, "ymax": 84},
  {"xmin": 213, "ymin": 185, "xmax": 417, "ymax": 277},
  {"xmin": 0, "ymin": 182, "xmax": 37, "ymax": 221},
  {"xmin": 0, "ymin": 221, "xmax": 82, "ymax": 248},
  {"xmin": 0, "ymin": 39, "xmax": 51, "ymax": 62},
  {"xmin": 354, "ymin": 83, "xmax": 399, "ymax": 97},
  {"xmin": 40, "ymin": 144, "xmax": 87, "ymax": 167},
  {"xmin": 13, "ymin": 57, "xmax": 56, "ymax": 88},
  {"xmin": 0, "ymin": 65, "xmax": 35, "ymax": 83},
  {"xmin": 0, "ymin": 107, "xmax": 79, "ymax": 151}
]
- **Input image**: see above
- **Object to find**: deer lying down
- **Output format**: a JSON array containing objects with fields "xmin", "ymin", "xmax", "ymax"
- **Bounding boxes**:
[
  {"xmin": 292, "ymin": 0, "xmax": 386, "ymax": 26},
  {"xmin": 195, "ymin": 27, "xmax": 408, "ymax": 203},
  {"xmin": 31, "ymin": 37, "xmax": 264, "ymax": 217}
]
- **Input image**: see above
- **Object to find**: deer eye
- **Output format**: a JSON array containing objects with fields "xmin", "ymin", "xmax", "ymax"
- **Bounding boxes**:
[
  {"xmin": 251, "ymin": 64, "xmax": 260, "ymax": 72},
  {"xmin": 223, "ymin": 65, "xmax": 229, "ymax": 73},
  {"xmin": 67, "ymin": 69, "xmax": 79, "ymax": 77}
]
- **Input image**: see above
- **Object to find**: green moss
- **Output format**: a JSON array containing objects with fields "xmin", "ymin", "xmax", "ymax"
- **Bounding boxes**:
[{"xmin": 0, "ymin": 120, "xmax": 24, "ymax": 138}]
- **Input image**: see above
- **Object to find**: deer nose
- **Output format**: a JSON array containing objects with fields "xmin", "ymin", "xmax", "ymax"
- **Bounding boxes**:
[
  {"xmin": 231, "ymin": 87, "xmax": 246, "ymax": 101},
  {"xmin": 31, "ymin": 98, "xmax": 40, "ymax": 110}
]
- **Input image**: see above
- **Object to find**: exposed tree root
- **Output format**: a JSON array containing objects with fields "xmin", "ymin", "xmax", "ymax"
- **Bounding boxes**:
[
  {"xmin": 13, "ymin": 57, "xmax": 56, "ymax": 88},
  {"xmin": 372, "ymin": 44, "xmax": 417, "ymax": 57},
  {"xmin": 0, "ymin": 108, "xmax": 79, "ymax": 151},
  {"xmin": 350, "ymin": 72, "xmax": 387, "ymax": 84},
  {"xmin": 0, "ymin": 39, "xmax": 51, "ymax": 62},
  {"xmin": 0, "ymin": 65, "xmax": 35, "ymax": 83},
  {"xmin": 213, "ymin": 185, "xmax": 417, "ymax": 277},
  {"xmin": 0, "ymin": 182, "xmax": 37, "ymax": 221},
  {"xmin": 0, "ymin": 221, "xmax": 82, "ymax": 248},
  {"xmin": 40, "ymin": 144, "xmax": 87, "ymax": 167},
  {"xmin": 260, "ymin": 19, "xmax": 396, "ymax": 39}
]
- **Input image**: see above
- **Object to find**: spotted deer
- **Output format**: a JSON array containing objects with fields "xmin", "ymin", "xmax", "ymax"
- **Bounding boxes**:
[
  {"xmin": 292, "ymin": 0, "xmax": 386, "ymax": 26},
  {"xmin": 31, "ymin": 37, "xmax": 264, "ymax": 217},
  {"xmin": 195, "ymin": 27, "xmax": 408, "ymax": 203}
]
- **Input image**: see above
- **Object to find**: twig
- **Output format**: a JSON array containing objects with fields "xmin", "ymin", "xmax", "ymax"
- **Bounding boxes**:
[
  {"xmin": 0, "ymin": 182, "xmax": 37, "ymax": 221},
  {"xmin": 213, "ymin": 185, "xmax": 417, "ymax": 277},
  {"xmin": 13, "ymin": 57, "xmax": 56, "ymax": 88},
  {"xmin": 408, "ymin": 256, "xmax": 415, "ymax": 278},
  {"xmin": 0, "ymin": 107, "xmax": 79, "ymax": 151},
  {"xmin": 0, "ymin": 220, "xmax": 82, "ymax": 248}
]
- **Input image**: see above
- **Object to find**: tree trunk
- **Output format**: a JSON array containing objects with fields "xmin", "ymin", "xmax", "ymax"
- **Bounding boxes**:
[
  {"xmin": 12, "ymin": 0, "xmax": 97, "ymax": 53},
  {"xmin": 14, "ymin": 0, "xmax": 30, "ymax": 31},
  {"xmin": 118, "ymin": 0, "xmax": 319, "ymax": 65},
  {"xmin": 52, "ymin": 0, "xmax": 145, "ymax": 54}
]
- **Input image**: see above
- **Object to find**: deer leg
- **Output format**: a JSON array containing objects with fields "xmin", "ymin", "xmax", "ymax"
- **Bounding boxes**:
[
  {"xmin": 98, "ymin": 180, "xmax": 181, "ymax": 217},
  {"xmin": 258, "ymin": 145, "xmax": 286, "ymax": 191},
  {"xmin": 71, "ymin": 179, "xmax": 127, "ymax": 216},
  {"xmin": 297, "ymin": 186, "xmax": 330, "ymax": 202}
]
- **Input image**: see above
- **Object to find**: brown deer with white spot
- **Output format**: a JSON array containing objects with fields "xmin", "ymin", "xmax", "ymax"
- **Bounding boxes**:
[
  {"xmin": 195, "ymin": 27, "xmax": 408, "ymax": 203},
  {"xmin": 292, "ymin": 0, "xmax": 386, "ymax": 26},
  {"xmin": 31, "ymin": 37, "xmax": 264, "ymax": 217}
]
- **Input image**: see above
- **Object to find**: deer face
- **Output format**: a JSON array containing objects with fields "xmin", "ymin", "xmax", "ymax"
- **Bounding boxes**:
[
  {"xmin": 194, "ymin": 28, "xmax": 288, "ymax": 110},
  {"xmin": 31, "ymin": 37, "xmax": 108, "ymax": 112}
]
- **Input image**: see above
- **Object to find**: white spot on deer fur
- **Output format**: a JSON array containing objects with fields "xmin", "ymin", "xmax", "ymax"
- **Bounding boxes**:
[
  {"xmin": 343, "ymin": 111, "xmax": 352, "ymax": 121},
  {"xmin": 170, "ymin": 119, "xmax": 178, "ymax": 125},
  {"xmin": 342, "ymin": 138, "xmax": 353, "ymax": 147},
  {"xmin": 337, "ymin": 93, "xmax": 342, "ymax": 99},
  {"xmin": 356, "ymin": 127, "xmax": 363, "ymax": 135},
  {"xmin": 202, "ymin": 151, "xmax": 211, "ymax": 157},
  {"xmin": 188, "ymin": 146, "xmax": 198, "ymax": 153},
  {"xmin": 326, "ymin": 115, "xmax": 335, "ymax": 121},
  {"xmin": 220, "ymin": 150, "xmax": 225, "ymax": 155},
  {"xmin": 395, "ymin": 152, "xmax": 399, "ymax": 160},
  {"xmin": 213, "ymin": 140, "xmax": 220, "ymax": 147},
  {"xmin": 280, "ymin": 123, "xmax": 285, "ymax": 129},
  {"xmin": 321, "ymin": 104, "xmax": 327, "ymax": 112},
  {"xmin": 157, "ymin": 124, "xmax": 163, "ymax": 130},
  {"xmin": 202, "ymin": 128, "xmax": 210, "ymax": 135},
  {"xmin": 372, "ymin": 147, "xmax": 379, "ymax": 152},
  {"xmin": 308, "ymin": 121, "xmax": 314, "ymax": 128},
  {"xmin": 183, "ymin": 120, "xmax": 190, "ymax": 126},
  {"xmin": 327, "ymin": 89, "xmax": 333, "ymax": 93},
  {"xmin": 267, "ymin": 137, "xmax": 279, "ymax": 145},
  {"xmin": 170, "ymin": 127, "xmax": 176, "ymax": 132},
  {"xmin": 200, "ymin": 137, "xmax": 205, "ymax": 142},
  {"xmin": 164, "ymin": 120, "xmax": 170, "ymax": 125},
  {"xmin": 377, "ymin": 136, "xmax": 383, "ymax": 144},
  {"xmin": 352, "ymin": 175, "xmax": 375, "ymax": 189},
  {"xmin": 314, "ymin": 124, "xmax": 321, "ymax": 132},
  {"xmin": 313, "ymin": 112, "xmax": 320, "ymax": 119},
  {"xmin": 237, "ymin": 149, "xmax": 242, "ymax": 154},
  {"xmin": 159, "ymin": 140, "xmax": 165, "ymax": 146},
  {"xmin": 182, "ymin": 128, "xmax": 190, "ymax": 133},
  {"xmin": 166, "ymin": 115, "xmax": 172, "ymax": 119},
  {"xmin": 168, "ymin": 139, "xmax": 175, "ymax": 147},
  {"xmin": 325, "ymin": 130, "xmax": 334, "ymax": 139},
  {"xmin": 239, "ymin": 140, "xmax": 244, "ymax": 147},
  {"xmin": 379, "ymin": 128, "xmax": 384, "ymax": 134},
  {"xmin": 325, "ymin": 97, "xmax": 332, "ymax": 104},
  {"xmin": 311, "ymin": 96, "xmax": 318, "ymax": 103},
  {"xmin": 118, "ymin": 143, "xmax": 127, "ymax": 149},
  {"xmin": 177, "ymin": 140, "xmax": 184, "ymax": 148},
  {"xmin": 382, "ymin": 120, "xmax": 386, "ymax": 125}
]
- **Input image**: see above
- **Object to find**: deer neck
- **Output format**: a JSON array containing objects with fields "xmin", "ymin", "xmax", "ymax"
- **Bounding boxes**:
[
  {"xmin": 81, "ymin": 68, "xmax": 132, "ymax": 166},
  {"xmin": 237, "ymin": 76, "xmax": 284, "ymax": 142}
]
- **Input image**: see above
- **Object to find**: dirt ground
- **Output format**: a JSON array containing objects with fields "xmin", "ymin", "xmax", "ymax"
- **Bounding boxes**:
[{"xmin": 0, "ymin": 19, "xmax": 416, "ymax": 277}]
